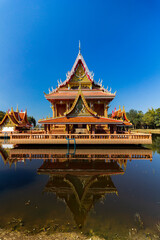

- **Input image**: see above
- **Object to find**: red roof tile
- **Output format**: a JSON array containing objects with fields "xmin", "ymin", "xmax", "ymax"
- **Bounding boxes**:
[
  {"xmin": 39, "ymin": 116, "xmax": 123, "ymax": 124},
  {"xmin": 46, "ymin": 90, "xmax": 115, "ymax": 100}
]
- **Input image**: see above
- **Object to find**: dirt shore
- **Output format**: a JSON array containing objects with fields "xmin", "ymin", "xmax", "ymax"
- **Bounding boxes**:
[
  {"xmin": 0, "ymin": 229, "xmax": 160, "ymax": 240},
  {"xmin": 0, "ymin": 230, "xmax": 105, "ymax": 240}
]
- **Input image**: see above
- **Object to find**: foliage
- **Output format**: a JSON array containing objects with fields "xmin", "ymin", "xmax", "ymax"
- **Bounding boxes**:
[
  {"xmin": 143, "ymin": 108, "xmax": 156, "ymax": 128},
  {"xmin": 155, "ymin": 108, "xmax": 160, "ymax": 128},
  {"xmin": 0, "ymin": 111, "xmax": 5, "ymax": 121},
  {"xmin": 126, "ymin": 109, "xmax": 144, "ymax": 129},
  {"xmin": 34, "ymin": 124, "xmax": 41, "ymax": 129},
  {"xmin": 27, "ymin": 116, "xmax": 36, "ymax": 127},
  {"xmin": 127, "ymin": 107, "xmax": 160, "ymax": 129},
  {"xmin": 150, "ymin": 135, "xmax": 160, "ymax": 154}
]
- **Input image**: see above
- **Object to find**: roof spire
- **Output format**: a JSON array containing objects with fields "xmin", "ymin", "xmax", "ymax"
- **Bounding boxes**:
[
  {"xmin": 79, "ymin": 40, "xmax": 81, "ymax": 54},
  {"xmin": 16, "ymin": 104, "xmax": 19, "ymax": 112}
]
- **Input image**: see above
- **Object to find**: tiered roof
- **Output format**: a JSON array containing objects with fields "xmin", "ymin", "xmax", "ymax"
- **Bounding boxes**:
[
  {"xmin": 39, "ymin": 45, "xmax": 132, "ymax": 127},
  {"xmin": 45, "ymin": 45, "xmax": 116, "ymax": 102},
  {"xmin": 0, "ymin": 107, "xmax": 31, "ymax": 129},
  {"xmin": 39, "ymin": 88, "xmax": 123, "ymax": 125},
  {"xmin": 112, "ymin": 106, "xmax": 132, "ymax": 126}
]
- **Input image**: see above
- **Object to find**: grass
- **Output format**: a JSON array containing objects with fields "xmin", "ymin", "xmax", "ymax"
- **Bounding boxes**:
[{"xmin": 132, "ymin": 129, "xmax": 160, "ymax": 134}]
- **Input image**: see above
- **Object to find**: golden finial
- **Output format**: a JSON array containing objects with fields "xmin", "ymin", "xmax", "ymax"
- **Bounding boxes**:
[
  {"xmin": 11, "ymin": 107, "xmax": 14, "ymax": 113},
  {"xmin": 123, "ymin": 106, "xmax": 125, "ymax": 111},
  {"xmin": 119, "ymin": 105, "xmax": 121, "ymax": 111},
  {"xmin": 16, "ymin": 104, "xmax": 19, "ymax": 112},
  {"xmin": 79, "ymin": 40, "xmax": 81, "ymax": 54}
]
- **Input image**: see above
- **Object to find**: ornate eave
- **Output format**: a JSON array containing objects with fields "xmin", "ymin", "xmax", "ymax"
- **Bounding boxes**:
[{"xmin": 45, "ymin": 89, "xmax": 116, "ymax": 101}]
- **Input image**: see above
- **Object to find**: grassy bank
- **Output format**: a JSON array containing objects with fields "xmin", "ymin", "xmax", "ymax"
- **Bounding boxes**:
[{"xmin": 132, "ymin": 129, "xmax": 160, "ymax": 134}]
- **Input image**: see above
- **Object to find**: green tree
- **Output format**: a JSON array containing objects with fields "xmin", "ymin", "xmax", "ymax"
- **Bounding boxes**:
[
  {"xmin": 126, "ymin": 109, "xmax": 144, "ymax": 129},
  {"xmin": 126, "ymin": 109, "xmax": 137, "ymax": 128},
  {"xmin": 136, "ymin": 111, "xmax": 144, "ymax": 129},
  {"xmin": 143, "ymin": 108, "xmax": 156, "ymax": 129},
  {"xmin": 0, "ymin": 111, "xmax": 5, "ymax": 121},
  {"xmin": 27, "ymin": 116, "xmax": 36, "ymax": 127},
  {"xmin": 155, "ymin": 108, "xmax": 160, "ymax": 128},
  {"xmin": 35, "ymin": 124, "xmax": 41, "ymax": 129}
]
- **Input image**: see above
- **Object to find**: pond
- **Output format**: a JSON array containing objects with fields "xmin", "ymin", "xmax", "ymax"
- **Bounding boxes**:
[{"xmin": 0, "ymin": 135, "xmax": 160, "ymax": 239}]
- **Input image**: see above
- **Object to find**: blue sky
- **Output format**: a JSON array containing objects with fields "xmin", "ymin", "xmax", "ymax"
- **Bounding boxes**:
[{"xmin": 0, "ymin": 0, "xmax": 160, "ymax": 121}]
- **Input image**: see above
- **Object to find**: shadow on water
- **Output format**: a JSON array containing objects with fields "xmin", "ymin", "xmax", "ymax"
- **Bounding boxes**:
[{"xmin": 0, "ymin": 141, "xmax": 160, "ymax": 239}]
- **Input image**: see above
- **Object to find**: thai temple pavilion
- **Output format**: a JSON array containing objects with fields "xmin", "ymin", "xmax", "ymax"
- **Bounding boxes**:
[
  {"xmin": 39, "ymin": 43, "xmax": 132, "ymax": 134},
  {"xmin": 0, "ymin": 107, "xmax": 31, "ymax": 132}
]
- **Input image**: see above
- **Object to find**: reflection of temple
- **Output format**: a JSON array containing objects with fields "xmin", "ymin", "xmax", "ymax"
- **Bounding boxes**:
[
  {"xmin": 38, "ymin": 159, "xmax": 124, "ymax": 228},
  {"xmin": 1, "ymin": 146, "xmax": 153, "ymax": 167},
  {"xmin": 0, "ymin": 146, "xmax": 152, "ymax": 228},
  {"xmin": 5, "ymin": 147, "xmax": 153, "ymax": 165},
  {"xmin": 0, "ymin": 146, "xmax": 9, "ymax": 163}
]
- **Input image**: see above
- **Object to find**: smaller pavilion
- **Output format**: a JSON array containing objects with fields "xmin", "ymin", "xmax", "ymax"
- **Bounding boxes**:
[{"xmin": 0, "ymin": 107, "xmax": 31, "ymax": 132}]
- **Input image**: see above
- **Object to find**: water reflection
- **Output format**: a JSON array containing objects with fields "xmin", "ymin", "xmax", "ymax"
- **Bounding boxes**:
[
  {"xmin": 150, "ymin": 134, "xmax": 160, "ymax": 154},
  {"xmin": 38, "ymin": 159, "xmax": 124, "ymax": 228},
  {"xmin": 0, "ymin": 145, "xmax": 153, "ymax": 229}
]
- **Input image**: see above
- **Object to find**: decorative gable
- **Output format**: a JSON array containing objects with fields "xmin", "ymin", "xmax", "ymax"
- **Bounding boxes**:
[
  {"xmin": 5, "ymin": 118, "xmax": 15, "ymax": 127},
  {"xmin": 68, "ymin": 96, "xmax": 92, "ymax": 117},
  {"xmin": 69, "ymin": 62, "xmax": 92, "ymax": 89},
  {"xmin": 64, "ymin": 88, "xmax": 97, "ymax": 117}
]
